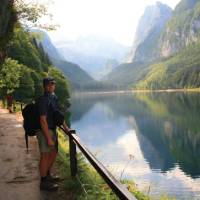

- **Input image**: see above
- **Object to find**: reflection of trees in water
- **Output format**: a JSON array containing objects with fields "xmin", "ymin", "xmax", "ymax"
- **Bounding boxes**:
[
  {"xmin": 70, "ymin": 94, "xmax": 126, "ymax": 122},
  {"xmin": 71, "ymin": 92, "xmax": 200, "ymax": 178},
  {"xmin": 70, "ymin": 95, "xmax": 97, "ymax": 122},
  {"xmin": 108, "ymin": 93, "xmax": 200, "ymax": 178}
]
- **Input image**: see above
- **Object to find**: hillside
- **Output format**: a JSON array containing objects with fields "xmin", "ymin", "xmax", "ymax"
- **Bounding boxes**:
[
  {"xmin": 103, "ymin": 62, "xmax": 149, "ymax": 87},
  {"xmin": 55, "ymin": 36, "xmax": 129, "ymax": 80},
  {"xmin": 159, "ymin": 0, "xmax": 200, "ymax": 57},
  {"xmin": 35, "ymin": 30, "xmax": 96, "ymax": 90},
  {"xmin": 106, "ymin": 0, "xmax": 200, "ymax": 90},
  {"xmin": 3, "ymin": 27, "xmax": 70, "ymax": 104},
  {"xmin": 136, "ymin": 40, "xmax": 200, "ymax": 89},
  {"xmin": 136, "ymin": 0, "xmax": 200, "ymax": 89},
  {"xmin": 51, "ymin": 58, "xmax": 95, "ymax": 90},
  {"xmin": 105, "ymin": 2, "xmax": 172, "ymax": 87}
]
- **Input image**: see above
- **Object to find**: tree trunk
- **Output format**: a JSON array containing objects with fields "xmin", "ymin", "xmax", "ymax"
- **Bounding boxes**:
[{"xmin": 0, "ymin": 0, "xmax": 16, "ymax": 65}]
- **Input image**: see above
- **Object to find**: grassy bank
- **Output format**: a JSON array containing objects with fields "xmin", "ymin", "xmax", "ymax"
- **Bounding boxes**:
[{"xmin": 56, "ymin": 129, "xmax": 150, "ymax": 200}]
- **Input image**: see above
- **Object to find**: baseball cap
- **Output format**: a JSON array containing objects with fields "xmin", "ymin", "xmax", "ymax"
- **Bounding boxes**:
[{"xmin": 43, "ymin": 77, "xmax": 56, "ymax": 86}]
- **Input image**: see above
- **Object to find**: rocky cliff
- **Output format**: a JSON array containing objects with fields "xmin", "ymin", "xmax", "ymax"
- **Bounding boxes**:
[
  {"xmin": 160, "ymin": 0, "xmax": 200, "ymax": 57},
  {"xmin": 127, "ymin": 2, "xmax": 172, "ymax": 63}
]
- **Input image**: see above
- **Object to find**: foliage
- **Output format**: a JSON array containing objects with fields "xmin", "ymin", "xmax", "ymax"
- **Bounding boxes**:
[
  {"xmin": 14, "ymin": 65, "xmax": 35, "ymax": 103},
  {"xmin": 7, "ymin": 27, "xmax": 49, "ymax": 72},
  {"xmin": 48, "ymin": 67, "xmax": 70, "ymax": 106},
  {"xmin": 30, "ymin": 70, "xmax": 44, "ymax": 99},
  {"xmin": 14, "ymin": 0, "xmax": 57, "ymax": 30},
  {"xmin": 160, "ymin": 0, "xmax": 200, "ymax": 55},
  {"xmin": 0, "ymin": 58, "xmax": 21, "ymax": 95},
  {"xmin": 174, "ymin": 0, "xmax": 199, "ymax": 13},
  {"xmin": 105, "ymin": 62, "xmax": 150, "ymax": 88},
  {"xmin": 0, "ymin": 27, "xmax": 70, "ymax": 105},
  {"xmin": 0, "ymin": 0, "xmax": 17, "ymax": 64},
  {"xmin": 136, "ymin": 41, "xmax": 200, "ymax": 89}
]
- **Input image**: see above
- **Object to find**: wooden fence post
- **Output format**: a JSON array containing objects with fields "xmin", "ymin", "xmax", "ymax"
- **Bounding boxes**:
[{"xmin": 69, "ymin": 131, "xmax": 77, "ymax": 177}]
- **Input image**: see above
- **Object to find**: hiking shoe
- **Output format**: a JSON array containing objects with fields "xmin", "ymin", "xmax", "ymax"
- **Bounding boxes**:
[
  {"xmin": 46, "ymin": 174, "xmax": 60, "ymax": 183},
  {"xmin": 40, "ymin": 179, "xmax": 58, "ymax": 191}
]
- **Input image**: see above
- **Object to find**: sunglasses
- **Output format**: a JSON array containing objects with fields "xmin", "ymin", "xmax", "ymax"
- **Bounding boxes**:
[{"xmin": 49, "ymin": 82, "xmax": 56, "ymax": 85}]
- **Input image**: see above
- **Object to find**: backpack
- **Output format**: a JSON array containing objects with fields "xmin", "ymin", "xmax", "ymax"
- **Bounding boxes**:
[
  {"xmin": 22, "ymin": 102, "xmax": 40, "ymax": 149},
  {"xmin": 22, "ymin": 96, "xmax": 65, "ymax": 149}
]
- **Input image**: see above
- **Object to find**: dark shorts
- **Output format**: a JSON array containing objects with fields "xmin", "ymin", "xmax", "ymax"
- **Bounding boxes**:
[{"xmin": 36, "ymin": 129, "xmax": 58, "ymax": 153}]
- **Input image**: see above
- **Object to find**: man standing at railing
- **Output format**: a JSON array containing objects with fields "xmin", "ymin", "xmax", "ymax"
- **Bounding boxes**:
[{"xmin": 37, "ymin": 77, "xmax": 70, "ymax": 191}]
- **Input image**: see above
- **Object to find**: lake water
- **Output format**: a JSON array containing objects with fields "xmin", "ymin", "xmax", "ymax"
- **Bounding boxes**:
[{"xmin": 69, "ymin": 92, "xmax": 200, "ymax": 200}]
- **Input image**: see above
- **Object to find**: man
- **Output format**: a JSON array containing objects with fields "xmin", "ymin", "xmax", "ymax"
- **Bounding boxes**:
[
  {"xmin": 6, "ymin": 94, "xmax": 13, "ymax": 113},
  {"xmin": 37, "ymin": 77, "xmax": 70, "ymax": 191}
]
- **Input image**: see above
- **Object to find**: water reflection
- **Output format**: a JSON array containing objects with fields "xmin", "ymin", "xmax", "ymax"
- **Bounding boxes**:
[{"xmin": 70, "ymin": 92, "xmax": 200, "ymax": 199}]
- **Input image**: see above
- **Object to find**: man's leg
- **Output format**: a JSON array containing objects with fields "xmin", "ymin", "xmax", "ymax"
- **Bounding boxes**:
[
  {"xmin": 39, "ymin": 152, "xmax": 58, "ymax": 191},
  {"xmin": 47, "ymin": 150, "xmax": 57, "ymax": 174},
  {"xmin": 39, "ymin": 152, "xmax": 50, "ymax": 177},
  {"xmin": 47, "ymin": 130, "xmax": 58, "ymax": 176},
  {"xmin": 37, "ymin": 130, "xmax": 58, "ymax": 191}
]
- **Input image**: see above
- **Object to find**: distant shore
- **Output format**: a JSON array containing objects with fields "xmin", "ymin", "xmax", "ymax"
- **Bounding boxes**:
[{"xmin": 72, "ymin": 88, "xmax": 200, "ymax": 95}]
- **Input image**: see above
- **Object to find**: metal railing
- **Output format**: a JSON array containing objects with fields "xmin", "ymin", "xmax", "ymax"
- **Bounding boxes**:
[{"xmin": 59, "ymin": 127, "xmax": 136, "ymax": 200}]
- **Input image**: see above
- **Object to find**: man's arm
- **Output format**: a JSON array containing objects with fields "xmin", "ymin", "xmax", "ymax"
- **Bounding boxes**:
[{"xmin": 40, "ymin": 115, "xmax": 54, "ymax": 147}]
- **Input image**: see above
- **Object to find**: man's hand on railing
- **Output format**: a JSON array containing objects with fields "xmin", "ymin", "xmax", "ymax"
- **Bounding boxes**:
[
  {"xmin": 59, "ymin": 124, "xmax": 76, "ymax": 135},
  {"xmin": 62, "ymin": 121, "xmax": 73, "ymax": 133}
]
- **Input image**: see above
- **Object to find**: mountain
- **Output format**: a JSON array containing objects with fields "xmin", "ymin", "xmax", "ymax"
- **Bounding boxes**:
[
  {"xmin": 175, "ymin": 0, "xmax": 198, "ymax": 13},
  {"xmin": 105, "ymin": 2, "xmax": 172, "ymax": 86},
  {"xmin": 106, "ymin": 0, "xmax": 200, "ymax": 90},
  {"xmin": 103, "ymin": 62, "xmax": 149, "ymax": 87},
  {"xmin": 159, "ymin": 0, "xmax": 200, "ymax": 57},
  {"xmin": 35, "ymin": 30, "xmax": 95, "ymax": 90},
  {"xmin": 136, "ymin": 0, "xmax": 200, "ymax": 89},
  {"xmin": 55, "ymin": 36, "xmax": 130, "ymax": 80},
  {"xmin": 127, "ymin": 2, "xmax": 172, "ymax": 63},
  {"xmin": 51, "ymin": 58, "xmax": 95, "ymax": 90},
  {"xmin": 33, "ymin": 30, "xmax": 64, "ymax": 61},
  {"xmin": 136, "ymin": 41, "xmax": 200, "ymax": 89}
]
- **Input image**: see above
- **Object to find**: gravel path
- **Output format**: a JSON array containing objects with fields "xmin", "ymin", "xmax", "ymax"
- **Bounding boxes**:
[{"xmin": 0, "ymin": 108, "xmax": 43, "ymax": 200}]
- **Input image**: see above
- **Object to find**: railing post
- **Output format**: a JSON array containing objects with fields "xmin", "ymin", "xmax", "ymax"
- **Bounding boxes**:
[{"xmin": 69, "ymin": 131, "xmax": 77, "ymax": 177}]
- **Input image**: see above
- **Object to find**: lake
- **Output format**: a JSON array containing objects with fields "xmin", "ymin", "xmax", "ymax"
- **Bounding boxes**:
[{"xmin": 69, "ymin": 92, "xmax": 200, "ymax": 200}]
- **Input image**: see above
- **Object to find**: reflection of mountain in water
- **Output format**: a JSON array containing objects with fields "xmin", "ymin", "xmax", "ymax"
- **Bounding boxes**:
[{"xmin": 71, "ymin": 92, "xmax": 200, "ymax": 178}]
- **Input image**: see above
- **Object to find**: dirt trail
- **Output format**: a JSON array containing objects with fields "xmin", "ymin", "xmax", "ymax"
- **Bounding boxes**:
[
  {"xmin": 0, "ymin": 108, "xmax": 42, "ymax": 200},
  {"xmin": 0, "ymin": 107, "xmax": 74, "ymax": 200}
]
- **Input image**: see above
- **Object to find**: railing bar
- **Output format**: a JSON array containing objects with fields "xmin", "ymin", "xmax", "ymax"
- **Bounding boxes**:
[
  {"xmin": 60, "ymin": 128, "xmax": 136, "ymax": 200},
  {"xmin": 71, "ymin": 134, "xmax": 136, "ymax": 200}
]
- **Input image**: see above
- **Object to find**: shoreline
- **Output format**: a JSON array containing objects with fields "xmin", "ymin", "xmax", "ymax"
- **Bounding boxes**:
[{"xmin": 72, "ymin": 88, "xmax": 200, "ymax": 95}]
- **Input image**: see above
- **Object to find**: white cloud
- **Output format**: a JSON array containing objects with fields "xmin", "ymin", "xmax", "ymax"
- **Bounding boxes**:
[{"xmin": 45, "ymin": 0, "xmax": 180, "ymax": 45}]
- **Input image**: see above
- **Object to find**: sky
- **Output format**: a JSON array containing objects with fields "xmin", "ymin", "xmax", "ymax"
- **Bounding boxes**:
[{"xmin": 45, "ymin": 0, "xmax": 181, "ymax": 46}]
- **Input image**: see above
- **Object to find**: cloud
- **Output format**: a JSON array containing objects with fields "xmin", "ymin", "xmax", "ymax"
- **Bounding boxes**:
[{"xmin": 45, "ymin": 0, "xmax": 180, "ymax": 45}]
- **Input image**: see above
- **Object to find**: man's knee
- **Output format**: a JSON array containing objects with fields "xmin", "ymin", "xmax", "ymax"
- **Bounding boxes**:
[{"xmin": 50, "ymin": 150, "xmax": 57, "ymax": 158}]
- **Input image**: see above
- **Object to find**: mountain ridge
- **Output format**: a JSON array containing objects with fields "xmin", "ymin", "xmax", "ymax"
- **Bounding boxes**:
[
  {"xmin": 106, "ymin": 0, "xmax": 200, "ymax": 90},
  {"xmin": 127, "ymin": 1, "xmax": 172, "ymax": 63},
  {"xmin": 35, "ymin": 30, "xmax": 96, "ymax": 90}
]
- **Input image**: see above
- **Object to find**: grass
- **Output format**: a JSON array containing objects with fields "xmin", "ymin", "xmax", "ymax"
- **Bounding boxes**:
[
  {"xmin": 56, "ymin": 129, "xmax": 151, "ymax": 200},
  {"xmin": 0, "ymin": 99, "xmax": 22, "ymax": 112}
]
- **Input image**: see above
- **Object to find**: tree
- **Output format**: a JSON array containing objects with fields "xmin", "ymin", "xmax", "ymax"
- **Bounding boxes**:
[
  {"xmin": 31, "ymin": 70, "xmax": 44, "ymax": 99},
  {"xmin": 0, "ymin": 58, "xmax": 21, "ymax": 96},
  {"xmin": 48, "ymin": 67, "xmax": 70, "ymax": 108},
  {"xmin": 0, "ymin": 0, "xmax": 17, "ymax": 64},
  {"xmin": 14, "ymin": 0, "xmax": 57, "ymax": 31},
  {"xmin": 14, "ymin": 65, "xmax": 35, "ymax": 103}
]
